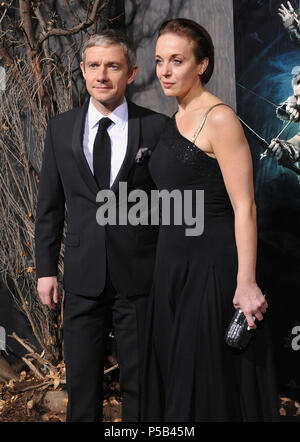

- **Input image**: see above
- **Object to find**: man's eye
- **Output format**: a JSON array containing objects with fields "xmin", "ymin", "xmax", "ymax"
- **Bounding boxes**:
[{"xmin": 110, "ymin": 65, "xmax": 119, "ymax": 70}]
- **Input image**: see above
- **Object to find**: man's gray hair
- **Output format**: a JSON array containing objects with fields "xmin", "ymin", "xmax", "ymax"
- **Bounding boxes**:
[
  {"xmin": 81, "ymin": 29, "xmax": 136, "ymax": 73},
  {"xmin": 292, "ymin": 72, "xmax": 300, "ymax": 87},
  {"xmin": 292, "ymin": 66, "xmax": 300, "ymax": 86}
]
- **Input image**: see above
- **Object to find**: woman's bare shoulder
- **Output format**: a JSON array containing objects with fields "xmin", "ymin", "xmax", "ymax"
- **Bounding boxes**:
[{"xmin": 207, "ymin": 102, "xmax": 236, "ymax": 120}]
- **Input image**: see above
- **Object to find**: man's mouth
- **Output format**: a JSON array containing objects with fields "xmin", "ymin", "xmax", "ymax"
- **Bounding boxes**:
[{"xmin": 94, "ymin": 85, "xmax": 111, "ymax": 90}]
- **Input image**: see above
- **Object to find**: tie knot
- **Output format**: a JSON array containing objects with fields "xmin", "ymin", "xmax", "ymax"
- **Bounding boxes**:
[{"xmin": 98, "ymin": 117, "xmax": 112, "ymax": 133}]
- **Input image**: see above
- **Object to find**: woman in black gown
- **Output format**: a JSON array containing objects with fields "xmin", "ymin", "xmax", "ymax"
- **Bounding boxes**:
[{"xmin": 141, "ymin": 18, "xmax": 279, "ymax": 422}]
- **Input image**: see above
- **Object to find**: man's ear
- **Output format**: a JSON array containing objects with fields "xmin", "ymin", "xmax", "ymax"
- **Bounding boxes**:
[
  {"xmin": 127, "ymin": 65, "xmax": 138, "ymax": 85},
  {"xmin": 80, "ymin": 61, "xmax": 86, "ymax": 80}
]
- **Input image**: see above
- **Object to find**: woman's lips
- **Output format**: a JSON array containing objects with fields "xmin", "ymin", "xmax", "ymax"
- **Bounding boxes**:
[{"xmin": 162, "ymin": 82, "xmax": 174, "ymax": 88}]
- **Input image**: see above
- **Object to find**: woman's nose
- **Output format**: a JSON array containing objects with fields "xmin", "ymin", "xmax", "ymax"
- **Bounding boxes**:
[{"xmin": 161, "ymin": 63, "xmax": 171, "ymax": 77}]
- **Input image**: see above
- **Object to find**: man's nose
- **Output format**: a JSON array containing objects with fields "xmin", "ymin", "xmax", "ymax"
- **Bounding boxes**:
[{"xmin": 96, "ymin": 66, "xmax": 108, "ymax": 81}]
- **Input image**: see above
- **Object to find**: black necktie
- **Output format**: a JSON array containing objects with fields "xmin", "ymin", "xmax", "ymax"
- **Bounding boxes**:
[{"xmin": 93, "ymin": 117, "xmax": 112, "ymax": 189}]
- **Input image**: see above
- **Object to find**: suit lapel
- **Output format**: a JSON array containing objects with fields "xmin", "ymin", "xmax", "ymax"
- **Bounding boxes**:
[
  {"xmin": 71, "ymin": 100, "xmax": 99, "ymax": 196},
  {"xmin": 111, "ymin": 100, "xmax": 141, "ymax": 193}
]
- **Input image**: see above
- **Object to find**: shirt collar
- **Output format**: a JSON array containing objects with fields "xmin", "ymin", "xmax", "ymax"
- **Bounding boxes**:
[{"xmin": 87, "ymin": 97, "xmax": 128, "ymax": 130}]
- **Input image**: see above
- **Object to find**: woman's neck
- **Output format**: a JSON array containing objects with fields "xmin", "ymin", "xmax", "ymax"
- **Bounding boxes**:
[{"xmin": 177, "ymin": 86, "xmax": 209, "ymax": 115}]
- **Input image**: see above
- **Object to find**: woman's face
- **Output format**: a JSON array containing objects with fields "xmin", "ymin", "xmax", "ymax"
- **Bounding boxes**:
[{"xmin": 155, "ymin": 33, "xmax": 207, "ymax": 98}]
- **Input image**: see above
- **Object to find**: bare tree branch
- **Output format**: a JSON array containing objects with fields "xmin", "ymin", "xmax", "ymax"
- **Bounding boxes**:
[{"xmin": 37, "ymin": 0, "xmax": 109, "ymax": 45}]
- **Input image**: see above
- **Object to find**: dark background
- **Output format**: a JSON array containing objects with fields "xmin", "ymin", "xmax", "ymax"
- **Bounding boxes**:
[{"xmin": 234, "ymin": 0, "xmax": 300, "ymax": 402}]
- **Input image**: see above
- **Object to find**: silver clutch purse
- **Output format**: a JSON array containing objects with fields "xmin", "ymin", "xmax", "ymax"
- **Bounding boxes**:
[
  {"xmin": 225, "ymin": 308, "xmax": 255, "ymax": 350},
  {"xmin": 225, "ymin": 293, "xmax": 267, "ymax": 350}
]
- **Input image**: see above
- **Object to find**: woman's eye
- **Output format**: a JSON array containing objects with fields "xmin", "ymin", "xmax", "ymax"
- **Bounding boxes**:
[
  {"xmin": 173, "ymin": 59, "xmax": 182, "ymax": 64},
  {"xmin": 155, "ymin": 59, "xmax": 162, "ymax": 65}
]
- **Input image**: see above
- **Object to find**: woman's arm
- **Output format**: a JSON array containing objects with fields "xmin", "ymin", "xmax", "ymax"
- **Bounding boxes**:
[{"xmin": 206, "ymin": 106, "xmax": 268, "ymax": 329}]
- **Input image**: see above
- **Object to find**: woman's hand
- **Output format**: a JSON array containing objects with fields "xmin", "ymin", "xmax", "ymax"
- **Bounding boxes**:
[{"xmin": 232, "ymin": 282, "xmax": 268, "ymax": 329}]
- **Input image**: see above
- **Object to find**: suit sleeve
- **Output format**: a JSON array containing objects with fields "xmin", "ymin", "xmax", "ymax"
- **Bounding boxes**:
[{"xmin": 34, "ymin": 119, "xmax": 65, "ymax": 278}]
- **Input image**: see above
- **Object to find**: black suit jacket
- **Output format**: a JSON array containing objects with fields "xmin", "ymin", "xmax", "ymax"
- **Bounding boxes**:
[{"xmin": 35, "ymin": 100, "xmax": 169, "ymax": 297}]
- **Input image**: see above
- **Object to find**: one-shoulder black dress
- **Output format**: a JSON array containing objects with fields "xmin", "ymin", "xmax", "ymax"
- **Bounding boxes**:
[{"xmin": 141, "ymin": 106, "xmax": 279, "ymax": 422}]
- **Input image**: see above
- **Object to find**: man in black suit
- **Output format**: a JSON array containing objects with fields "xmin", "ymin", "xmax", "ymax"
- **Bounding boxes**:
[{"xmin": 35, "ymin": 29, "xmax": 168, "ymax": 422}]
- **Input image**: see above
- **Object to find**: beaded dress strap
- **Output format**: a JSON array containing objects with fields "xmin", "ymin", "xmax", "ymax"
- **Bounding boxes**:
[{"xmin": 191, "ymin": 103, "xmax": 233, "ymax": 144}]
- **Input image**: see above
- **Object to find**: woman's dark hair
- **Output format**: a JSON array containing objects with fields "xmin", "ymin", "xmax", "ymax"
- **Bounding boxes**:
[{"xmin": 158, "ymin": 18, "xmax": 214, "ymax": 84}]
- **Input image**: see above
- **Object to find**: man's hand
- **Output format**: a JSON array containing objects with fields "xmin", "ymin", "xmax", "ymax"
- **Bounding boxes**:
[
  {"xmin": 286, "ymin": 101, "xmax": 300, "ymax": 122},
  {"xmin": 37, "ymin": 276, "xmax": 59, "ymax": 310},
  {"xmin": 278, "ymin": 2, "xmax": 296, "ymax": 28},
  {"xmin": 268, "ymin": 138, "xmax": 299, "ymax": 163}
]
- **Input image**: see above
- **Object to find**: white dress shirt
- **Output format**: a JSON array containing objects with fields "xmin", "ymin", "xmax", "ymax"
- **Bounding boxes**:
[{"xmin": 83, "ymin": 98, "xmax": 128, "ymax": 188}]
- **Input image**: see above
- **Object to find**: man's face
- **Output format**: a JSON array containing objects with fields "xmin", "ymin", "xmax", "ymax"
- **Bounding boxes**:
[
  {"xmin": 294, "ymin": 84, "xmax": 300, "ymax": 107},
  {"xmin": 80, "ymin": 44, "xmax": 137, "ymax": 114}
]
